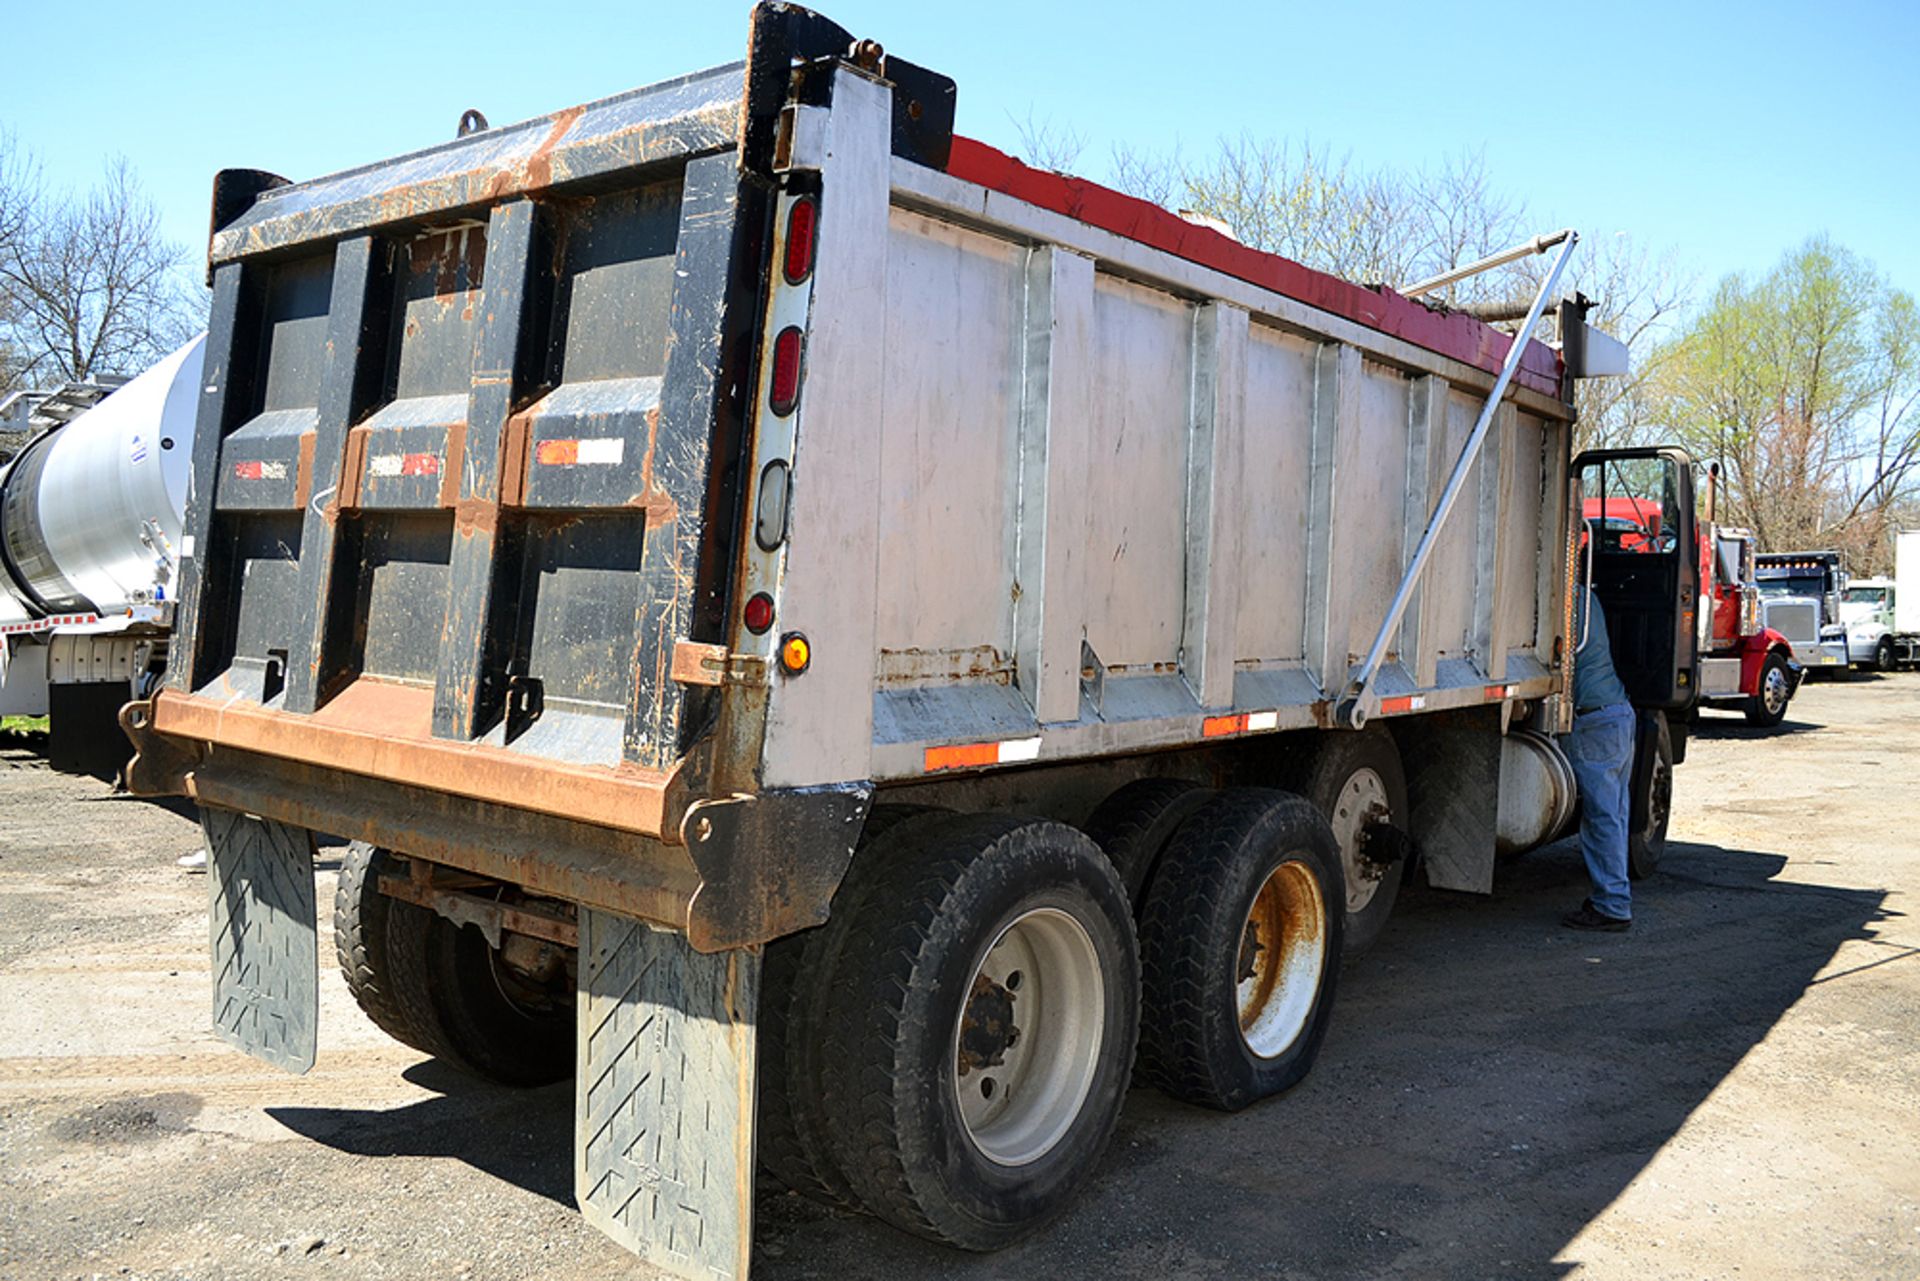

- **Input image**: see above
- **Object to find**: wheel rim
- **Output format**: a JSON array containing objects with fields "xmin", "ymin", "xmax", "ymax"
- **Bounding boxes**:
[
  {"xmin": 1236, "ymin": 859, "xmax": 1329, "ymax": 1060},
  {"xmin": 1762, "ymin": 663, "xmax": 1789, "ymax": 715},
  {"xmin": 1328, "ymin": 767, "xmax": 1392, "ymax": 913},
  {"xmin": 1645, "ymin": 752, "xmax": 1671, "ymax": 842},
  {"xmin": 952, "ymin": 907, "xmax": 1105, "ymax": 1167}
]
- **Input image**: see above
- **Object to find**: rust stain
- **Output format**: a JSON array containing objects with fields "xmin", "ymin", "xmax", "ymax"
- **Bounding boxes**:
[
  {"xmin": 451, "ymin": 496, "xmax": 499, "ymax": 538},
  {"xmin": 150, "ymin": 681, "xmax": 680, "ymax": 839},
  {"xmin": 483, "ymin": 105, "xmax": 586, "ymax": 203},
  {"xmin": 439, "ymin": 421, "xmax": 469, "ymax": 509},
  {"xmin": 293, "ymin": 430, "xmax": 317, "ymax": 511},
  {"xmin": 497, "ymin": 412, "xmax": 533, "ymax": 507}
]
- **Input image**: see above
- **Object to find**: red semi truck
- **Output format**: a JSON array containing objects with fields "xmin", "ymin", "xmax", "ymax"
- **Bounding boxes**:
[{"xmin": 1583, "ymin": 471, "xmax": 1797, "ymax": 726}]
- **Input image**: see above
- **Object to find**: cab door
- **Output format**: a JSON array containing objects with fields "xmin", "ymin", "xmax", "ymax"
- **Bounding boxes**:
[{"xmin": 1573, "ymin": 446, "xmax": 1701, "ymax": 712}]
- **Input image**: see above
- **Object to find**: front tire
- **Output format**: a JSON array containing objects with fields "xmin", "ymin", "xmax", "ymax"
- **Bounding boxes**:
[
  {"xmin": 815, "ymin": 815, "xmax": 1139, "ymax": 1251},
  {"xmin": 1744, "ymin": 651, "xmax": 1792, "ymax": 727},
  {"xmin": 1875, "ymin": 637, "xmax": 1896, "ymax": 672},
  {"xmin": 1136, "ymin": 790, "xmax": 1341, "ymax": 1112},
  {"xmin": 1627, "ymin": 712, "xmax": 1672, "ymax": 881}
]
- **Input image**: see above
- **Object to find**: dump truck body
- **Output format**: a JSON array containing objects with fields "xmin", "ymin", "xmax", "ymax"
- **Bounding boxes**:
[{"xmin": 123, "ymin": 8, "xmax": 1694, "ymax": 1277}]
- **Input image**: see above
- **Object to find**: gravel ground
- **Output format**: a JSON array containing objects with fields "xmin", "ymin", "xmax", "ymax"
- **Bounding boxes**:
[{"xmin": 1, "ymin": 676, "xmax": 1916, "ymax": 1281}]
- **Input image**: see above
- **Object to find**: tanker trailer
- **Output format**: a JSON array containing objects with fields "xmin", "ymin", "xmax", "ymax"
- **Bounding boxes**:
[{"xmin": 0, "ymin": 335, "xmax": 204, "ymax": 775}]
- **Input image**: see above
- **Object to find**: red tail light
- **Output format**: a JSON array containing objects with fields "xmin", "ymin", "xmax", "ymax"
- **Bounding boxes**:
[
  {"xmin": 783, "ymin": 197, "xmax": 818, "ymax": 284},
  {"xmin": 744, "ymin": 592, "xmax": 775, "ymax": 634},
  {"xmin": 770, "ymin": 326, "xmax": 803, "ymax": 416}
]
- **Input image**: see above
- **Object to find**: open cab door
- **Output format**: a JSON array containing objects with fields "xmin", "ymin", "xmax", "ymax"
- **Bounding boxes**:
[
  {"xmin": 1572, "ymin": 446, "xmax": 1701, "ymax": 877},
  {"xmin": 1573, "ymin": 446, "xmax": 1702, "ymax": 712}
]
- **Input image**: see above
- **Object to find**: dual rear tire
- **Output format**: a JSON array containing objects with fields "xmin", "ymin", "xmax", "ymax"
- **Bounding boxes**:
[
  {"xmin": 333, "ymin": 842, "xmax": 572, "ymax": 1087},
  {"xmin": 760, "ymin": 791, "xmax": 1343, "ymax": 1248}
]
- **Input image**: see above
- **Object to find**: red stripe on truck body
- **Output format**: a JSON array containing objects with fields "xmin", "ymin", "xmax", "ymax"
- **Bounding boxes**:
[{"xmin": 943, "ymin": 137, "xmax": 1564, "ymax": 399}]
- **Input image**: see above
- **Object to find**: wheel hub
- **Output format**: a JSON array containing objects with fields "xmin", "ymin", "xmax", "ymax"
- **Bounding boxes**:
[
  {"xmin": 1763, "ymin": 665, "xmax": 1789, "ymax": 715},
  {"xmin": 952, "ymin": 907, "xmax": 1104, "ymax": 1167},
  {"xmin": 1329, "ymin": 768, "xmax": 1393, "ymax": 913}
]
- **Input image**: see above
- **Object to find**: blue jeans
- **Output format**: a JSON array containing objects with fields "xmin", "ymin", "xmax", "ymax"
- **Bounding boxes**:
[{"xmin": 1561, "ymin": 702, "xmax": 1635, "ymax": 920}]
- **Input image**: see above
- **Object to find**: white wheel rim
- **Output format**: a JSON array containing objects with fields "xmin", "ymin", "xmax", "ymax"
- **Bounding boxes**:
[
  {"xmin": 1329, "ymin": 767, "xmax": 1392, "ymax": 914},
  {"xmin": 1763, "ymin": 665, "xmax": 1789, "ymax": 714},
  {"xmin": 953, "ymin": 907, "xmax": 1105, "ymax": 1167},
  {"xmin": 1237, "ymin": 860, "xmax": 1329, "ymax": 1060}
]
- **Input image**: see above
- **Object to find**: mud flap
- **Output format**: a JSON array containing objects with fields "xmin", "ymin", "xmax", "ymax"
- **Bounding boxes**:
[
  {"xmin": 577, "ymin": 907, "xmax": 759, "ymax": 1281},
  {"xmin": 204, "ymin": 807, "xmax": 318, "ymax": 1074}
]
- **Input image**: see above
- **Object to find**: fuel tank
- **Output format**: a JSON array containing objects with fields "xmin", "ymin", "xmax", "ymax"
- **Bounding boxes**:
[{"xmin": 0, "ymin": 335, "xmax": 204, "ymax": 625}]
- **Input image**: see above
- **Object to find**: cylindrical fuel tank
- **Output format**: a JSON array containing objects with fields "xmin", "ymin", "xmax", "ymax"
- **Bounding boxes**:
[
  {"xmin": 0, "ymin": 335, "xmax": 203, "ymax": 624},
  {"xmin": 1496, "ymin": 727, "xmax": 1580, "ymax": 858}
]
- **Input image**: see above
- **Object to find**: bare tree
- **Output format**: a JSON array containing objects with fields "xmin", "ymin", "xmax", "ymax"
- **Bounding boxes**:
[
  {"xmin": 1650, "ymin": 237, "xmax": 1919, "ymax": 570},
  {"xmin": 1009, "ymin": 110, "xmax": 1088, "ymax": 174},
  {"xmin": 0, "ymin": 151, "xmax": 198, "ymax": 389}
]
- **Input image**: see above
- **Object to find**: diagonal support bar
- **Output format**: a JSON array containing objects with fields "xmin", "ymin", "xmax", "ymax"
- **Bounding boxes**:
[{"xmin": 1335, "ymin": 231, "xmax": 1580, "ymax": 729}]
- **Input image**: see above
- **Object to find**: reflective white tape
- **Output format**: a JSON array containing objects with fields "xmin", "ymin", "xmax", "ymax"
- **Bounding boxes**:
[
  {"xmin": 576, "ymin": 437, "xmax": 625, "ymax": 465},
  {"xmin": 997, "ymin": 736, "xmax": 1042, "ymax": 763}
]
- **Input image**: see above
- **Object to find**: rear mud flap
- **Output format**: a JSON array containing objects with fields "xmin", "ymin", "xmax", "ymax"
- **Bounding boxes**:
[
  {"xmin": 204, "ymin": 807, "xmax": 318, "ymax": 1074},
  {"xmin": 577, "ymin": 907, "xmax": 760, "ymax": 1281}
]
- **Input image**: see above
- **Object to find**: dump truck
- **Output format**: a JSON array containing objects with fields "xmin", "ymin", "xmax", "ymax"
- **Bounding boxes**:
[
  {"xmin": 0, "ymin": 337, "xmax": 204, "ymax": 774},
  {"xmin": 120, "ymin": 7, "xmax": 1700, "ymax": 1276}
]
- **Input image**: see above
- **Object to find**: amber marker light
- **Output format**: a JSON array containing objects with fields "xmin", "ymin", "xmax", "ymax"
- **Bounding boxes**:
[{"xmin": 779, "ymin": 632, "xmax": 811, "ymax": 674}]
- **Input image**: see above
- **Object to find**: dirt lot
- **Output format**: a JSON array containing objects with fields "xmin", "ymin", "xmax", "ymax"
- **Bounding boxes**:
[{"xmin": 1, "ymin": 677, "xmax": 1916, "ymax": 1281}]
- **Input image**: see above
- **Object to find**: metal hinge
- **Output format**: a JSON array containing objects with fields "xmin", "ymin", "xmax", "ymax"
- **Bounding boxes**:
[{"xmin": 671, "ymin": 640, "xmax": 769, "ymax": 687}]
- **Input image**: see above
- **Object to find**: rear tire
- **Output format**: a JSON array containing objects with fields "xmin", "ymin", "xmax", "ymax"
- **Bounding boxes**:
[
  {"xmin": 1743, "ymin": 651, "xmax": 1792, "ymax": 726},
  {"xmin": 333, "ymin": 842, "xmax": 443, "ymax": 1057},
  {"xmin": 815, "ymin": 814, "xmax": 1139, "ymax": 1251},
  {"xmin": 335, "ymin": 844, "xmax": 571, "ymax": 1087},
  {"xmin": 1081, "ymin": 778, "xmax": 1214, "ymax": 909},
  {"xmin": 1272, "ymin": 727, "xmax": 1408, "ymax": 955},
  {"xmin": 1136, "ymin": 789, "xmax": 1341, "ymax": 1112},
  {"xmin": 756, "ymin": 805, "xmax": 948, "ymax": 1207}
]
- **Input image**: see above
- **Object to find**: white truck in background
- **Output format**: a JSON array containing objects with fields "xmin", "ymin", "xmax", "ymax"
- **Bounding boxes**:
[
  {"xmin": 1840, "ymin": 530, "xmax": 1920, "ymax": 670},
  {"xmin": 0, "ymin": 337, "xmax": 204, "ymax": 774}
]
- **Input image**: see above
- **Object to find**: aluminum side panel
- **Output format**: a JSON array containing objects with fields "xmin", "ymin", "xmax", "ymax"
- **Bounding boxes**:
[
  {"xmin": 1083, "ymin": 274, "xmax": 1195, "ymax": 670},
  {"xmin": 1336, "ymin": 360, "xmax": 1414, "ymax": 669},
  {"xmin": 1232, "ymin": 325, "xmax": 1316, "ymax": 664},
  {"xmin": 873, "ymin": 209, "xmax": 1024, "ymax": 665},
  {"xmin": 1422, "ymin": 387, "xmax": 1489, "ymax": 663}
]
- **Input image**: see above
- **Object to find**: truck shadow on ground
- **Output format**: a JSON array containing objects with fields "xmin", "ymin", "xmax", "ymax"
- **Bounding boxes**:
[
  {"xmin": 1687, "ymin": 712, "xmax": 1823, "ymax": 741},
  {"xmin": 267, "ymin": 837, "xmax": 1888, "ymax": 1281}
]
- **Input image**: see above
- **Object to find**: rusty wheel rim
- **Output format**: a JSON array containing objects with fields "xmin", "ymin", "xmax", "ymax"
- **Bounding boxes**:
[
  {"xmin": 952, "ymin": 907, "xmax": 1105, "ymax": 1167},
  {"xmin": 1236, "ymin": 859, "xmax": 1328, "ymax": 1060}
]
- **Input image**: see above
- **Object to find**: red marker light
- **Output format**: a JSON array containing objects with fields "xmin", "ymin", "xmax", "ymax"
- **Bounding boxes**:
[
  {"xmin": 783, "ymin": 197, "xmax": 818, "ymax": 284},
  {"xmin": 744, "ymin": 592, "xmax": 775, "ymax": 635},
  {"xmin": 770, "ymin": 326, "xmax": 803, "ymax": 416}
]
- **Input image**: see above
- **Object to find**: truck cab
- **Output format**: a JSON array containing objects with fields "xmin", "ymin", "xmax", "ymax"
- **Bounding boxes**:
[
  {"xmin": 1694, "ymin": 523, "xmax": 1800, "ymax": 724},
  {"xmin": 1841, "ymin": 578, "xmax": 1896, "ymax": 670},
  {"xmin": 1755, "ymin": 551, "xmax": 1850, "ymax": 675}
]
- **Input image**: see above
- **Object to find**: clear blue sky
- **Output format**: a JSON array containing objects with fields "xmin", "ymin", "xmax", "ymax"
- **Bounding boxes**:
[{"xmin": 4, "ymin": 0, "xmax": 1916, "ymax": 310}]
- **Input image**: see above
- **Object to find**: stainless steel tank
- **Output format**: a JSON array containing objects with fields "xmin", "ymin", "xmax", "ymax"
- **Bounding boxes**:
[{"xmin": 0, "ymin": 335, "xmax": 203, "ymax": 625}]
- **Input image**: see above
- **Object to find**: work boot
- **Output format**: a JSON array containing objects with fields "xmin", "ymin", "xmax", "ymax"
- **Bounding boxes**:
[{"xmin": 1561, "ymin": 900, "xmax": 1630, "ymax": 932}]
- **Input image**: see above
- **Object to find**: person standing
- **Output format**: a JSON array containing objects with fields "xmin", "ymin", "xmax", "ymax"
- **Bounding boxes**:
[{"xmin": 1560, "ymin": 585, "xmax": 1636, "ymax": 931}]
